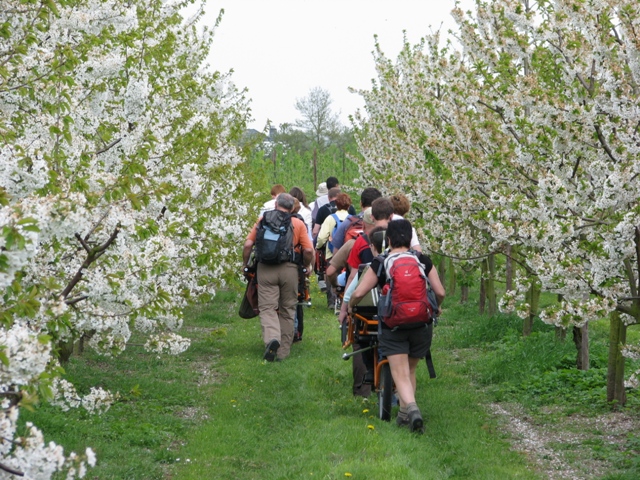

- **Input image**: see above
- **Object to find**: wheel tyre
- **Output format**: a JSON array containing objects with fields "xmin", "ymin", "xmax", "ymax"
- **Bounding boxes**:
[{"xmin": 378, "ymin": 363, "xmax": 393, "ymax": 421}]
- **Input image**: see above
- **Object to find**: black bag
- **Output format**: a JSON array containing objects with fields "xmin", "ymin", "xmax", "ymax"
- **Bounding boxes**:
[
  {"xmin": 238, "ymin": 275, "xmax": 259, "ymax": 319},
  {"xmin": 255, "ymin": 210, "xmax": 295, "ymax": 265}
]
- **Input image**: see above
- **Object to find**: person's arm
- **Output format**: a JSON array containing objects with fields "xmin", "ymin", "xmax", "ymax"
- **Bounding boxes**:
[
  {"xmin": 293, "ymin": 219, "xmax": 315, "ymax": 271},
  {"xmin": 302, "ymin": 248, "xmax": 314, "ymax": 271},
  {"xmin": 242, "ymin": 221, "xmax": 259, "ymax": 266},
  {"xmin": 315, "ymin": 216, "xmax": 334, "ymax": 249},
  {"xmin": 348, "ymin": 267, "xmax": 379, "ymax": 312},
  {"xmin": 344, "ymin": 267, "xmax": 358, "ymax": 294},
  {"xmin": 410, "ymin": 227, "xmax": 422, "ymax": 253},
  {"xmin": 326, "ymin": 264, "xmax": 338, "ymax": 286},
  {"xmin": 427, "ymin": 267, "xmax": 445, "ymax": 312},
  {"xmin": 242, "ymin": 239, "xmax": 254, "ymax": 266}
]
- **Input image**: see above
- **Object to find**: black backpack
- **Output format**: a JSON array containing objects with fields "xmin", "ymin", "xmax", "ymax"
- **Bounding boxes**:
[{"xmin": 255, "ymin": 210, "xmax": 295, "ymax": 265}]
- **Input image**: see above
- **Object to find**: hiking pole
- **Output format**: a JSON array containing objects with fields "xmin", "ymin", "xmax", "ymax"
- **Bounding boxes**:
[{"xmin": 342, "ymin": 345, "xmax": 374, "ymax": 360}]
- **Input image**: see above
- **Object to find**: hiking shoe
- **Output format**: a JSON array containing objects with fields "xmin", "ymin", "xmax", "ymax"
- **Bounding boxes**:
[
  {"xmin": 396, "ymin": 411, "xmax": 410, "ymax": 428},
  {"xmin": 293, "ymin": 333, "xmax": 302, "ymax": 343},
  {"xmin": 263, "ymin": 339, "xmax": 280, "ymax": 362},
  {"xmin": 318, "ymin": 280, "xmax": 327, "ymax": 292},
  {"xmin": 408, "ymin": 408, "xmax": 424, "ymax": 434},
  {"xmin": 363, "ymin": 369, "xmax": 374, "ymax": 385}
]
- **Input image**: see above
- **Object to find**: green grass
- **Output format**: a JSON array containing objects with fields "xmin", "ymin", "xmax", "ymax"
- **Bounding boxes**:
[
  {"xmin": 172, "ymin": 289, "xmax": 539, "ymax": 480},
  {"xmin": 19, "ymin": 283, "xmax": 640, "ymax": 479}
]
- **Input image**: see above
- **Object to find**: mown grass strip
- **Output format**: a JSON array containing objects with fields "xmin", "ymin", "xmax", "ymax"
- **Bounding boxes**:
[{"xmin": 173, "ymin": 290, "xmax": 540, "ymax": 480}]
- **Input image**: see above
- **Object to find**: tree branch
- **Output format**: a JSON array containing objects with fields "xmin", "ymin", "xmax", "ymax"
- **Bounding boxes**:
[
  {"xmin": 593, "ymin": 124, "xmax": 619, "ymax": 163},
  {"xmin": 74, "ymin": 233, "xmax": 91, "ymax": 253},
  {"xmin": 0, "ymin": 462, "xmax": 23, "ymax": 477},
  {"xmin": 61, "ymin": 224, "xmax": 121, "ymax": 299},
  {"xmin": 65, "ymin": 295, "xmax": 89, "ymax": 306},
  {"xmin": 95, "ymin": 137, "xmax": 122, "ymax": 155}
]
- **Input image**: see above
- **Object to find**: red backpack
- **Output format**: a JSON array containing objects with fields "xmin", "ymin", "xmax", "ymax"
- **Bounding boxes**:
[
  {"xmin": 343, "ymin": 216, "xmax": 364, "ymax": 242},
  {"xmin": 377, "ymin": 251, "xmax": 435, "ymax": 329}
]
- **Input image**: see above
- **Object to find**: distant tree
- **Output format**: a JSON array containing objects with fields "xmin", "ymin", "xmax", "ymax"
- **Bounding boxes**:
[
  {"xmin": 295, "ymin": 87, "xmax": 341, "ymax": 148},
  {"xmin": 276, "ymin": 123, "xmax": 313, "ymax": 153}
]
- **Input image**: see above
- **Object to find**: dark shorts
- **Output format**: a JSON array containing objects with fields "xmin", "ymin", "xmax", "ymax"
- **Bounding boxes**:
[{"xmin": 378, "ymin": 323, "xmax": 433, "ymax": 358}]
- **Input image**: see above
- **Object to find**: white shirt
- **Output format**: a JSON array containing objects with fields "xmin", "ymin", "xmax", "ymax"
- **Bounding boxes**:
[
  {"xmin": 298, "ymin": 205, "xmax": 313, "ymax": 242},
  {"xmin": 259, "ymin": 198, "xmax": 276, "ymax": 217},
  {"xmin": 391, "ymin": 214, "xmax": 420, "ymax": 249}
]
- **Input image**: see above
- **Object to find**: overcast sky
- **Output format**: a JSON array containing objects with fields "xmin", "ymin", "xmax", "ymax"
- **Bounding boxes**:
[{"xmin": 201, "ymin": 0, "xmax": 474, "ymax": 131}]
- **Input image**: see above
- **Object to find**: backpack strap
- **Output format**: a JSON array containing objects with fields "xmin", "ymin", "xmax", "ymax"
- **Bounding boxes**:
[
  {"xmin": 374, "ymin": 252, "xmax": 388, "ymax": 278},
  {"xmin": 425, "ymin": 348, "xmax": 436, "ymax": 379}
]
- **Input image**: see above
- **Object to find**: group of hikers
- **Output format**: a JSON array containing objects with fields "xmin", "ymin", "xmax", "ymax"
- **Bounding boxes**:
[{"xmin": 242, "ymin": 177, "xmax": 445, "ymax": 433}]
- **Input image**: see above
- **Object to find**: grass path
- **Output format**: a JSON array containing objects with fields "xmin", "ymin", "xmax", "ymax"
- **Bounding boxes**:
[{"xmin": 171, "ymin": 289, "xmax": 541, "ymax": 480}]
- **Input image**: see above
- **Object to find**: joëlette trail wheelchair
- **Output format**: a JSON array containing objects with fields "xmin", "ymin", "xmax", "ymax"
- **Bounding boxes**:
[{"xmin": 340, "ymin": 279, "xmax": 396, "ymax": 421}]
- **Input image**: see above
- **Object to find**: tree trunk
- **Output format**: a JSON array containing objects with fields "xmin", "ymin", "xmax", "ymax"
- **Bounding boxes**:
[
  {"xmin": 479, "ymin": 259, "xmax": 487, "ymax": 314},
  {"xmin": 487, "ymin": 254, "xmax": 497, "ymax": 315},
  {"xmin": 505, "ymin": 244, "xmax": 513, "ymax": 291},
  {"xmin": 572, "ymin": 324, "xmax": 589, "ymax": 370},
  {"xmin": 313, "ymin": 148, "xmax": 317, "ymax": 190},
  {"xmin": 438, "ymin": 258, "xmax": 446, "ymax": 286},
  {"xmin": 447, "ymin": 258, "xmax": 456, "ymax": 295},
  {"xmin": 523, "ymin": 282, "xmax": 540, "ymax": 337},
  {"xmin": 607, "ymin": 310, "xmax": 627, "ymax": 408},
  {"xmin": 555, "ymin": 294, "xmax": 566, "ymax": 340},
  {"xmin": 57, "ymin": 339, "xmax": 75, "ymax": 364},
  {"xmin": 272, "ymin": 149, "xmax": 277, "ymax": 177},
  {"xmin": 460, "ymin": 285, "xmax": 469, "ymax": 303}
]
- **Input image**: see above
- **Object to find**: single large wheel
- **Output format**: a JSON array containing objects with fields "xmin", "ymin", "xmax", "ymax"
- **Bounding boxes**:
[{"xmin": 378, "ymin": 362, "xmax": 393, "ymax": 421}]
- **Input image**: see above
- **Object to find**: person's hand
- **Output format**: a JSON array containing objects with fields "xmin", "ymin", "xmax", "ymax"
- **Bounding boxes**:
[{"xmin": 243, "ymin": 266, "xmax": 254, "ymax": 281}]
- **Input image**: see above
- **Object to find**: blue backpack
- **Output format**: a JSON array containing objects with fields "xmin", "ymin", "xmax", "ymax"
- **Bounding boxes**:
[{"xmin": 327, "ymin": 213, "xmax": 343, "ymax": 253}]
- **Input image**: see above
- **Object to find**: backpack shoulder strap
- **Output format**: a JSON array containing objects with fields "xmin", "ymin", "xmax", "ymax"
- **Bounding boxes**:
[{"xmin": 375, "ymin": 253, "xmax": 389, "ymax": 278}]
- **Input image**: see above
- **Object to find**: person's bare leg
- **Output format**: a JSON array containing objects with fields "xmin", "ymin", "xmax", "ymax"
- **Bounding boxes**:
[
  {"xmin": 387, "ymin": 354, "xmax": 414, "ymax": 407},
  {"xmin": 388, "ymin": 354, "xmax": 424, "ymax": 433}
]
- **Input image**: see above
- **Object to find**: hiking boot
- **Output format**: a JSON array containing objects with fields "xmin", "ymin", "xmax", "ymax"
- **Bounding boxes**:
[
  {"xmin": 396, "ymin": 411, "xmax": 410, "ymax": 428},
  {"xmin": 263, "ymin": 339, "xmax": 280, "ymax": 362},
  {"xmin": 363, "ymin": 369, "xmax": 374, "ymax": 385},
  {"xmin": 408, "ymin": 407, "xmax": 424, "ymax": 434}
]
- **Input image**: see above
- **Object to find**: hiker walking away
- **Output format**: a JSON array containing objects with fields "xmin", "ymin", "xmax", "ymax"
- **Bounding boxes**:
[
  {"xmin": 310, "ymin": 176, "xmax": 339, "ymax": 225},
  {"xmin": 316, "ymin": 192, "xmax": 352, "ymax": 312},
  {"xmin": 291, "ymin": 198, "xmax": 311, "ymax": 342},
  {"xmin": 289, "ymin": 186, "xmax": 313, "ymax": 243},
  {"xmin": 313, "ymin": 186, "xmax": 357, "ymax": 241},
  {"xmin": 315, "ymin": 192, "xmax": 352, "ymax": 263},
  {"xmin": 259, "ymin": 184, "xmax": 287, "ymax": 217},
  {"xmin": 343, "ymin": 198, "xmax": 394, "ymax": 396},
  {"xmin": 243, "ymin": 193, "xmax": 313, "ymax": 361},
  {"xmin": 389, "ymin": 193, "xmax": 422, "ymax": 253},
  {"xmin": 348, "ymin": 219, "xmax": 445, "ymax": 433},
  {"xmin": 314, "ymin": 188, "xmax": 356, "ymax": 308},
  {"xmin": 331, "ymin": 187, "xmax": 382, "ymax": 253}
]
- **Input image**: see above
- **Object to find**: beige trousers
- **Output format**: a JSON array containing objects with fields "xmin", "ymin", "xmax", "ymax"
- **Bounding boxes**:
[{"xmin": 257, "ymin": 262, "xmax": 299, "ymax": 360}]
